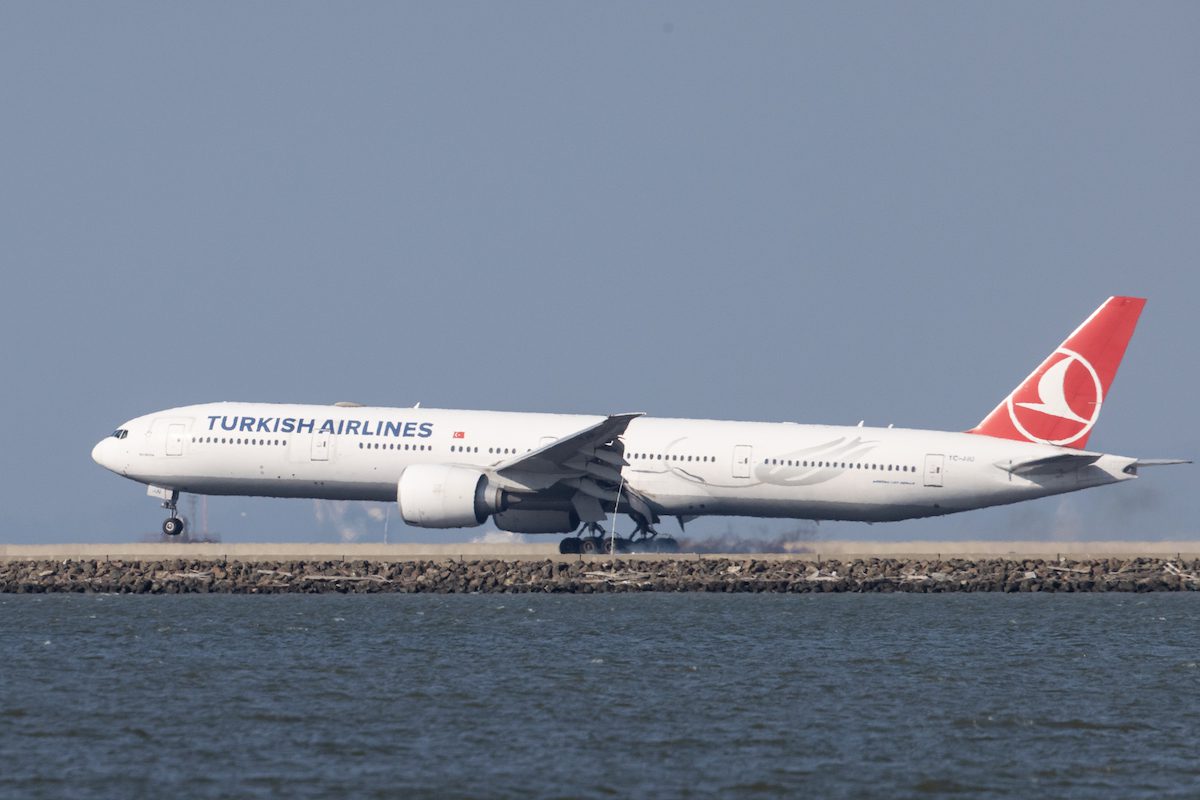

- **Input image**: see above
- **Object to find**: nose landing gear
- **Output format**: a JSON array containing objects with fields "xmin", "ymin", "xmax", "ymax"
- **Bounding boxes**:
[{"xmin": 159, "ymin": 490, "xmax": 185, "ymax": 537}]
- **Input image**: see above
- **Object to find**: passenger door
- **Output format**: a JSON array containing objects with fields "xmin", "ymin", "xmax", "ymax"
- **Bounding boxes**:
[
  {"xmin": 924, "ymin": 454, "xmax": 944, "ymax": 487},
  {"xmin": 732, "ymin": 445, "xmax": 753, "ymax": 479},
  {"xmin": 311, "ymin": 434, "xmax": 331, "ymax": 462},
  {"xmin": 165, "ymin": 424, "xmax": 185, "ymax": 457}
]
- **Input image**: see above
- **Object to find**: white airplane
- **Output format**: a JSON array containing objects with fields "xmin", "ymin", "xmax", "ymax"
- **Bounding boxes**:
[{"xmin": 93, "ymin": 296, "xmax": 1187, "ymax": 553}]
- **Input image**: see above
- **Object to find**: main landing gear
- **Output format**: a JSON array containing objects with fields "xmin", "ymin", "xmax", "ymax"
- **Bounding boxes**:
[
  {"xmin": 558, "ymin": 520, "xmax": 679, "ymax": 555},
  {"xmin": 160, "ymin": 490, "xmax": 185, "ymax": 537}
]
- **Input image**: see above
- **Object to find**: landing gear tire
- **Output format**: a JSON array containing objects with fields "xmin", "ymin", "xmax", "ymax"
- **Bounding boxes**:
[
  {"xmin": 595, "ymin": 537, "xmax": 632, "ymax": 555},
  {"xmin": 162, "ymin": 517, "xmax": 185, "ymax": 537},
  {"xmin": 579, "ymin": 537, "xmax": 601, "ymax": 555},
  {"xmin": 558, "ymin": 537, "xmax": 582, "ymax": 555}
]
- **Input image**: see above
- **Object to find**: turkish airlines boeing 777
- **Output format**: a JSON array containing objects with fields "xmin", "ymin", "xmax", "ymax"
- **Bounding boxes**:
[{"xmin": 92, "ymin": 297, "xmax": 1187, "ymax": 553}]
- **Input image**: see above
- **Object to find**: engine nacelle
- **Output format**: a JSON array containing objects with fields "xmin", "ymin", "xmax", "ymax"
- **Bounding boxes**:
[
  {"xmin": 397, "ymin": 464, "xmax": 506, "ymax": 528},
  {"xmin": 493, "ymin": 509, "xmax": 580, "ymax": 534}
]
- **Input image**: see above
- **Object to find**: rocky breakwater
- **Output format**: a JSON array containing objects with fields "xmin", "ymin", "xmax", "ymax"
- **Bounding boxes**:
[{"xmin": 2, "ymin": 557, "xmax": 1200, "ymax": 593}]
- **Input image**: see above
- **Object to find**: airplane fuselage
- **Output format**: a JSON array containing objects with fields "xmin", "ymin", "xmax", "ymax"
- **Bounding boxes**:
[{"xmin": 92, "ymin": 401, "xmax": 1138, "ymax": 527}]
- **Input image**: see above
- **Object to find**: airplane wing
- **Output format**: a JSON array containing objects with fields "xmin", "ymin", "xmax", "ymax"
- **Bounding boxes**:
[{"xmin": 490, "ymin": 412, "xmax": 657, "ymax": 525}]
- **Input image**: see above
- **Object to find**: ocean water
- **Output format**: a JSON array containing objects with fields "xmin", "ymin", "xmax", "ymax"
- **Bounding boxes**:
[{"xmin": 2, "ymin": 593, "xmax": 1198, "ymax": 799}]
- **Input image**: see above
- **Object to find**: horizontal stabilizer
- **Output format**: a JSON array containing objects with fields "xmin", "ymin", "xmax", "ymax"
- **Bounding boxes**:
[
  {"xmin": 1133, "ymin": 458, "xmax": 1192, "ymax": 468},
  {"xmin": 998, "ymin": 453, "xmax": 1101, "ymax": 477}
]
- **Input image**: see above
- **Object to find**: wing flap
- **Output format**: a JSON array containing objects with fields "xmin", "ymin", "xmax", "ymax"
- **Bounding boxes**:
[{"xmin": 490, "ymin": 412, "xmax": 659, "ymax": 526}]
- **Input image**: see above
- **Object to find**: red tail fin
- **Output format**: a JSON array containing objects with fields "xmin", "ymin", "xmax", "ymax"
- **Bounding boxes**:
[{"xmin": 968, "ymin": 296, "xmax": 1145, "ymax": 449}]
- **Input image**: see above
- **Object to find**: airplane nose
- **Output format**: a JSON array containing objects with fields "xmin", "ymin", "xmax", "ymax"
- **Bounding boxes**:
[{"xmin": 92, "ymin": 438, "xmax": 113, "ymax": 469}]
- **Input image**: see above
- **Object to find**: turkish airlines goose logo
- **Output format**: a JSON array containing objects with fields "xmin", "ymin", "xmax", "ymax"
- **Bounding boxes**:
[{"xmin": 1006, "ymin": 348, "xmax": 1102, "ymax": 445}]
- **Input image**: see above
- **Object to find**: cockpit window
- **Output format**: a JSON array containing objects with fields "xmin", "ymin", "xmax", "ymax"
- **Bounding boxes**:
[{"xmin": 110, "ymin": 429, "xmax": 128, "ymax": 440}]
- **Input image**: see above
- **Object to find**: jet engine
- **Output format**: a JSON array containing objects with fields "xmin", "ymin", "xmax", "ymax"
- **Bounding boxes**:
[
  {"xmin": 396, "ymin": 464, "xmax": 506, "ymax": 528},
  {"xmin": 492, "ymin": 509, "xmax": 580, "ymax": 534}
]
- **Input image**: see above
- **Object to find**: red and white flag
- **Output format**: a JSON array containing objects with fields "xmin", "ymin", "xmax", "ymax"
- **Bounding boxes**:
[{"xmin": 452, "ymin": 431, "xmax": 465, "ymax": 439}]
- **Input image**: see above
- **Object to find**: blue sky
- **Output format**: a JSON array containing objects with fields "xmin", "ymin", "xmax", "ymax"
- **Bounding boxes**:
[{"xmin": 2, "ymin": 2, "xmax": 1196, "ymax": 544}]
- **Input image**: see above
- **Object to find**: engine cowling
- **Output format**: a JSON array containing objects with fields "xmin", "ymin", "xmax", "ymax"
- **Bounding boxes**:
[
  {"xmin": 492, "ymin": 509, "xmax": 580, "ymax": 534},
  {"xmin": 397, "ymin": 464, "xmax": 506, "ymax": 528}
]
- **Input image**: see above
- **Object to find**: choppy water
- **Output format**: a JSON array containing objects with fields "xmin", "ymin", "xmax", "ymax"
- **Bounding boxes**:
[{"xmin": 2, "ymin": 594, "xmax": 1198, "ymax": 799}]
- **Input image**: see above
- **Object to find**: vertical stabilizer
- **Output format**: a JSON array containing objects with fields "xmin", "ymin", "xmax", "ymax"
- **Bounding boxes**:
[{"xmin": 967, "ymin": 296, "xmax": 1145, "ymax": 449}]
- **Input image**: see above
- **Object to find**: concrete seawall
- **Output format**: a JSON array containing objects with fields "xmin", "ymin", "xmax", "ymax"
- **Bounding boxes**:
[
  {"xmin": 3, "ymin": 540, "xmax": 1200, "ymax": 563},
  {"xmin": 3, "ymin": 554, "xmax": 1199, "ymax": 593}
]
